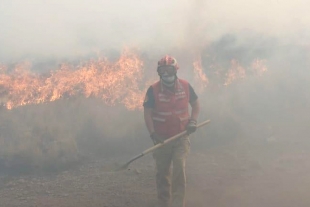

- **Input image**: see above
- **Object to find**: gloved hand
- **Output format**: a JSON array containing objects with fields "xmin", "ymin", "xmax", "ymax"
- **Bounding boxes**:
[
  {"xmin": 150, "ymin": 132, "xmax": 165, "ymax": 145},
  {"xmin": 186, "ymin": 119, "xmax": 197, "ymax": 134}
]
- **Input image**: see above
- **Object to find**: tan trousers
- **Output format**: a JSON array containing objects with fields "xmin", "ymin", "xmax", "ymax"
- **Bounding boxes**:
[{"xmin": 153, "ymin": 136, "xmax": 190, "ymax": 207}]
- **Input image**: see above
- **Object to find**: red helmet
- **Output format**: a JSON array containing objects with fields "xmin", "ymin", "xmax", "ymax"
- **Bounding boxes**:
[{"xmin": 157, "ymin": 55, "xmax": 179, "ymax": 70}]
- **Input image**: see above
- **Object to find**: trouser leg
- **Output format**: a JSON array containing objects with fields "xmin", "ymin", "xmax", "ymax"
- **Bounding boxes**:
[
  {"xmin": 171, "ymin": 136, "xmax": 190, "ymax": 207},
  {"xmin": 153, "ymin": 144, "xmax": 173, "ymax": 207}
]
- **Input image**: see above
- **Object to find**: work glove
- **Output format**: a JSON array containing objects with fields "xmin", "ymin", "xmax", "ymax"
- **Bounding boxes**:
[
  {"xmin": 186, "ymin": 119, "xmax": 197, "ymax": 134},
  {"xmin": 150, "ymin": 132, "xmax": 165, "ymax": 145}
]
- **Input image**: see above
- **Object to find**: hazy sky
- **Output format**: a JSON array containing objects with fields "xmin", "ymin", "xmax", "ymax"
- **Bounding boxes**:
[{"xmin": 0, "ymin": 0, "xmax": 309, "ymax": 61}]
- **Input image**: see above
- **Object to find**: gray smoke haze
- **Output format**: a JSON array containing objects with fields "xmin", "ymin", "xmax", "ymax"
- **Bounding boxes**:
[
  {"xmin": 1, "ymin": 3, "xmax": 310, "ymax": 207},
  {"xmin": 1, "ymin": 0, "xmax": 310, "ymax": 62}
]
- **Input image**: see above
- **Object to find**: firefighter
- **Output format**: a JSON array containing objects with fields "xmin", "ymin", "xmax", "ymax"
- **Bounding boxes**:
[{"xmin": 143, "ymin": 55, "xmax": 200, "ymax": 207}]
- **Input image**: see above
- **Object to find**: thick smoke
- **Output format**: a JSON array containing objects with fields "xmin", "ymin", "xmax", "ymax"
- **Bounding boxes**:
[
  {"xmin": 1, "ymin": 0, "xmax": 310, "ymax": 62},
  {"xmin": 0, "ymin": 0, "xmax": 310, "ymax": 173},
  {"xmin": 1, "ymin": 2, "xmax": 310, "ymax": 207}
]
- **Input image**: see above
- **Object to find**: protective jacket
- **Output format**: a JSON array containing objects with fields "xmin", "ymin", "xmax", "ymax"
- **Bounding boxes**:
[{"xmin": 151, "ymin": 79, "xmax": 190, "ymax": 138}]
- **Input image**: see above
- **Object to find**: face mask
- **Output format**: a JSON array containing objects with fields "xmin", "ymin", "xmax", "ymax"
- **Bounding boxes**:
[
  {"xmin": 161, "ymin": 75, "xmax": 175, "ymax": 83},
  {"xmin": 161, "ymin": 75, "xmax": 176, "ymax": 87}
]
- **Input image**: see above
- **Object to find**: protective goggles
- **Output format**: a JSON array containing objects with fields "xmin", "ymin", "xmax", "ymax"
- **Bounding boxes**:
[{"xmin": 157, "ymin": 66, "xmax": 176, "ymax": 75}]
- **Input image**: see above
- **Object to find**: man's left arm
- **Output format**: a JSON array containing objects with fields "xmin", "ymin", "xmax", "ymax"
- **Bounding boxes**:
[
  {"xmin": 187, "ymin": 84, "xmax": 200, "ymax": 134},
  {"xmin": 190, "ymin": 99, "xmax": 200, "ymax": 122}
]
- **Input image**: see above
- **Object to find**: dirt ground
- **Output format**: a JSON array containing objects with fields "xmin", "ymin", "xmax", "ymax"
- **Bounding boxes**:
[{"xmin": 0, "ymin": 135, "xmax": 310, "ymax": 207}]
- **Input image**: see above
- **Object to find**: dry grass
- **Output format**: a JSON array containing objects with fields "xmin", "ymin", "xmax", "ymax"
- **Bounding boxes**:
[
  {"xmin": 0, "ymin": 97, "xmax": 146, "ymax": 173},
  {"xmin": 0, "ymin": 80, "xmax": 308, "ymax": 174}
]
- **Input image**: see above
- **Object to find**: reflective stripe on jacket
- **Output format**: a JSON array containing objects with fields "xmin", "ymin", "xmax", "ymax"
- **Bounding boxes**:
[{"xmin": 152, "ymin": 79, "xmax": 190, "ymax": 138}]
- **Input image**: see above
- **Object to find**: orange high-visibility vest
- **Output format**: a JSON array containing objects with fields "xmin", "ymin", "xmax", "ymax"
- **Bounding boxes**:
[{"xmin": 151, "ymin": 79, "xmax": 190, "ymax": 138}]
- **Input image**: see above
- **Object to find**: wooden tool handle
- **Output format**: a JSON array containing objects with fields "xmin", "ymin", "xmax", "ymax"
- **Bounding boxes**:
[{"xmin": 142, "ymin": 119, "xmax": 211, "ymax": 155}]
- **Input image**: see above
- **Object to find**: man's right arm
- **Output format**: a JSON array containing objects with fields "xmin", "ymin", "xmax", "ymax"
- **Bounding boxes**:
[
  {"xmin": 144, "ymin": 107, "xmax": 155, "ymax": 135},
  {"xmin": 143, "ymin": 86, "xmax": 155, "ymax": 135}
]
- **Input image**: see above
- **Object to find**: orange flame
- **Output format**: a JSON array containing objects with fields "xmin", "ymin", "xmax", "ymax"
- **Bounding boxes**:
[
  {"xmin": 224, "ymin": 59, "xmax": 246, "ymax": 86},
  {"xmin": 224, "ymin": 59, "xmax": 267, "ymax": 86},
  {"xmin": 193, "ymin": 54, "xmax": 209, "ymax": 92},
  {"xmin": 0, "ymin": 49, "xmax": 268, "ymax": 110},
  {"xmin": 0, "ymin": 49, "xmax": 145, "ymax": 110},
  {"xmin": 251, "ymin": 59, "xmax": 268, "ymax": 76}
]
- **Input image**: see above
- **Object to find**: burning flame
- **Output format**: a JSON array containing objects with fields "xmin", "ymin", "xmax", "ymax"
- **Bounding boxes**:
[
  {"xmin": 193, "ymin": 54, "xmax": 209, "ymax": 92},
  {"xmin": 224, "ymin": 59, "xmax": 246, "ymax": 86},
  {"xmin": 0, "ymin": 49, "xmax": 268, "ymax": 110},
  {"xmin": 0, "ymin": 49, "xmax": 145, "ymax": 110},
  {"xmin": 224, "ymin": 59, "xmax": 267, "ymax": 86},
  {"xmin": 251, "ymin": 59, "xmax": 268, "ymax": 76}
]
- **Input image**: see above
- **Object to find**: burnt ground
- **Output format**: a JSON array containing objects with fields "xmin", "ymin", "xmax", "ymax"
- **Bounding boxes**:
[{"xmin": 0, "ymin": 135, "xmax": 310, "ymax": 207}]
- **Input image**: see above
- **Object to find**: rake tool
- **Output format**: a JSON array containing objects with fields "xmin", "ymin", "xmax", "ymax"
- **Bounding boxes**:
[{"xmin": 115, "ymin": 119, "xmax": 211, "ymax": 171}]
